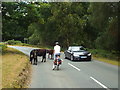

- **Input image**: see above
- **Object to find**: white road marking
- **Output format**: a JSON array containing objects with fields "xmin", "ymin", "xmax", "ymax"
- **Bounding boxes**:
[
  {"xmin": 90, "ymin": 76, "xmax": 110, "ymax": 90},
  {"xmin": 68, "ymin": 63, "xmax": 80, "ymax": 71}
]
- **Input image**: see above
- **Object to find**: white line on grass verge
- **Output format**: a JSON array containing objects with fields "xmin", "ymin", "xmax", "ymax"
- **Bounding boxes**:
[
  {"xmin": 90, "ymin": 76, "xmax": 110, "ymax": 90},
  {"xmin": 68, "ymin": 63, "xmax": 80, "ymax": 71}
]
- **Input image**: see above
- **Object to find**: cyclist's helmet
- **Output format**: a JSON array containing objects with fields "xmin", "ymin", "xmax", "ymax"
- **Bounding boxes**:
[{"xmin": 55, "ymin": 42, "xmax": 59, "ymax": 45}]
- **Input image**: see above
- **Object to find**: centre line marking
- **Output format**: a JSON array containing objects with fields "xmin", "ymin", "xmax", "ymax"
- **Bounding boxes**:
[
  {"xmin": 68, "ymin": 63, "xmax": 80, "ymax": 71},
  {"xmin": 90, "ymin": 76, "xmax": 110, "ymax": 90}
]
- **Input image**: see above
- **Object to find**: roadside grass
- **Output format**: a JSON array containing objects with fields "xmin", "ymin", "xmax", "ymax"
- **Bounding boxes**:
[
  {"xmin": 2, "ymin": 47, "xmax": 31, "ymax": 88},
  {"xmin": 10, "ymin": 43, "xmax": 53, "ymax": 49},
  {"xmin": 88, "ymin": 49, "xmax": 119, "ymax": 66},
  {"xmin": 0, "ymin": 43, "xmax": 7, "ymax": 89},
  {"xmin": 0, "ymin": 55, "xmax": 2, "ymax": 89},
  {"xmin": 92, "ymin": 56, "xmax": 119, "ymax": 66}
]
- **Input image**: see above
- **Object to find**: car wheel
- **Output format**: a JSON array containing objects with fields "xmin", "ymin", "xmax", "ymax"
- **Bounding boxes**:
[
  {"xmin": 89, "ymin": 57, "xmax": 92, "ymax": 61},
  {"xmin": 70, "ymin": 55, "xmax": 74, "ymax": 61},
  {"xmin": 64, "ymin": 55, "xmax": 67, "ymax": 59}
]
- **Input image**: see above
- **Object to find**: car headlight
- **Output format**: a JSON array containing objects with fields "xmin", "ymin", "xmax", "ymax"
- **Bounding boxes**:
[{"xmin": 88, "ymin": 53, "xmax": 91, "ymax": 56}]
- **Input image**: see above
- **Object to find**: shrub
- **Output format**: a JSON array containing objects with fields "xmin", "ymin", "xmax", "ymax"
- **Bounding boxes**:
[
  {"xmin": 0, "ymin": 44, "xmax": 7, "ymax": 54},
  {"xmin": 88, "ymin": 49, "xmax": 118, "ymax": 60},
  {"xmin": 7, "ymin": 40, "xmax": 22, "ymax": 45}
]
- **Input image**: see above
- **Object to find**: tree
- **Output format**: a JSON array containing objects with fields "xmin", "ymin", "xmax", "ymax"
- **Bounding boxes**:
[{"xmin": 88, "ymin": 2, "xmax": 118, "ymax": 51}]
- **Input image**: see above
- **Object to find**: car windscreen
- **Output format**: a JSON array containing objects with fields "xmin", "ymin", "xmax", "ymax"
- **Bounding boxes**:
[{"xmin": 71, "ymin": 47, "xmax": 86, "ymax": 52}]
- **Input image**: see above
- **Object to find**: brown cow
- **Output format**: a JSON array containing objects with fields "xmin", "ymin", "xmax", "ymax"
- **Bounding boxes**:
[
  {"xmin": 47, "ymin": 49, "xmax": 54, "ymax": 59},
  {"xmin": 37, "ymin": 49, "xmax": 47, "ymax": 62}
]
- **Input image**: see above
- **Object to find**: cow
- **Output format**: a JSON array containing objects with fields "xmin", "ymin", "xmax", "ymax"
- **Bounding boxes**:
[
  {"xmin": 37, "ymin": 49, "xmax": 47, "ymax": 62},
  {"xmin": 30, "ymin": 49, "xmax": 37, "ymax": 65},
  {"xmin": 47, "ymin": 49, "xmax": 54, "ymax": 59},
  {"xmin": 30, "ymin": 49, "xmax": 47, "ymax": 65}
]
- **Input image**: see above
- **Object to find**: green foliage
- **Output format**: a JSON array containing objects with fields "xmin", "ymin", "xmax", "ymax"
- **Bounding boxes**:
[
  {"xmin": 2, "ymin": 45, "xmax": 7, "ymax": 51},
  {"xmin": 7, "ymin": 40, "xmax": 22, "ymax": 45},
  {"xmin": 88, "ymin": 2, "xmax": 118, "ymax": 51},
  {"xmin": 89, "ymin": 49, "xmax": 118, "ymax": 60},
  {"xmin": 2, "ymin": 2, "xmax": 119, "ymax": 57},
  {"xmin": 0, "ymin": 43, "xmax": 7, "ymax": 54}
]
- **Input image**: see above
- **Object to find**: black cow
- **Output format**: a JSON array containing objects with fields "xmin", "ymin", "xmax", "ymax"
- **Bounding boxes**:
[
  {"xmin": 30, "ymin": 49, "xmax": 47, "ymax": 65},
  {"xmin": 30, "ymin": 49, "xmax": 37, "ymax": 65}
]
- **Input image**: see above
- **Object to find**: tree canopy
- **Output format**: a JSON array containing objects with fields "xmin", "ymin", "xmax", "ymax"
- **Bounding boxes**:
[{"xmin": 2, "ymin": 2, "xmax": 119, "ymax": 52}]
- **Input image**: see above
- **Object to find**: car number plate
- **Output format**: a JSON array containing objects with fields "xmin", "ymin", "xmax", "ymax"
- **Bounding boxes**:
[{"xmin": 81, "ymin": 56, "xmax": 87, "ymax": 58}]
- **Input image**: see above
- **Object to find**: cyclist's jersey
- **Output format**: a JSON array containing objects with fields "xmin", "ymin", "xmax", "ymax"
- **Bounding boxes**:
[
  {"xmin": 54, "ymin": 45, "xmax": 61, "ymax": 53},
  {"xmin": 54, "ymin": 58, "xmax": 62, "ymax": 65}
]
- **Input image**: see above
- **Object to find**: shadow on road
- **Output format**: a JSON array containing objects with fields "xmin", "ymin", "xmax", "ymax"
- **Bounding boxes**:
[{"xmin": 65, "ymin": 58, "xmax": 93, "ymax": 62}]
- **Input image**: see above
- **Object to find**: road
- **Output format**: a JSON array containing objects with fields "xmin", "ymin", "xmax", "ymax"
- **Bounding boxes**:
[{"xmin": 8, "ymin": 46, "xmax": 119, "ymax": 89}]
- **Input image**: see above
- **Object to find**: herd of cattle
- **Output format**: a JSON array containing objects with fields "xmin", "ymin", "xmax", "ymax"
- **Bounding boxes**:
[{"xmin": 30, "ymin": 49, "xmax": 54, "ymax": 65}]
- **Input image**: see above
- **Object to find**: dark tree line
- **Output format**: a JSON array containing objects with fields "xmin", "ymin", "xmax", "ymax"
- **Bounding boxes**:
[{"xmin": 2, "ymin": 2, "xmax": 119, "ymax": 52}]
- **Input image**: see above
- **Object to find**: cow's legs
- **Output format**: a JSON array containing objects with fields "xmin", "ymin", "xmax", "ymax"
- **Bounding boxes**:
[
  {"xmin": 51, "ymin": 54, "xmax": 53, "ymax": 59},
  {"xmin": 42, "ymin": 58, "xmax": 46, "ymax": 62},
  {"xmin": 31, "ymin": 59, "xmax": 32, "ymax": 64},
  {"xmin": 44, "ymin": 58, "xmax": 46, "ymax": 62},
  {"xmin": 33, "ymin": 58, "xmax": 35, "ymax": 64},
  {"xmin": 41, "ymin": 57, "xmax": 43, "ymax": 62},
  {"xmin": 42, "ymin": 55, "xmax": 46, "ymax": 62},
  {"xmin": 44, "ymin": 56, "xmax": 46, "ymax": 62},
  {"xmin": 30, "ymin": 57, "xmax": 33, "ymax": 64},
  {"xmin": 48, "ymin": 54, "xmax": 50, "ymax": 59},
  {"xmin": 34, "ymin": 58, "xmax": 37, "ymax": 65},
  {"xmin": 36, "ymin": 58, "xmax": 38, "ymax": 65},
  {"xmin": 33, "ymin": 58, "xmax": 37, "ymax": 65}
]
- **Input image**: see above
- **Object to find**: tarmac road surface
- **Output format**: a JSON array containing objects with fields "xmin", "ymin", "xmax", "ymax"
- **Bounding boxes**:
[{"xmin": 8, "ymin": 46, "xmax": 119, "ymax": 89}]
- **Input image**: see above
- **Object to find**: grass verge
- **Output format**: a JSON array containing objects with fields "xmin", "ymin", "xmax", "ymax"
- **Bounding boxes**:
[
  {"xmin": 0, "ymin": 52, "xmax": 2, "ymax": 89},
  {"xmin": 92, "ymin": 56, "xmax": 119, "ymax": 66},
  {"xmin": 9, "ymin": 44, "xmax": 53, "ymax": 49},
  {"xmin": 2, "ymin": 47, "xmax": 31, "ymax": 88}
]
